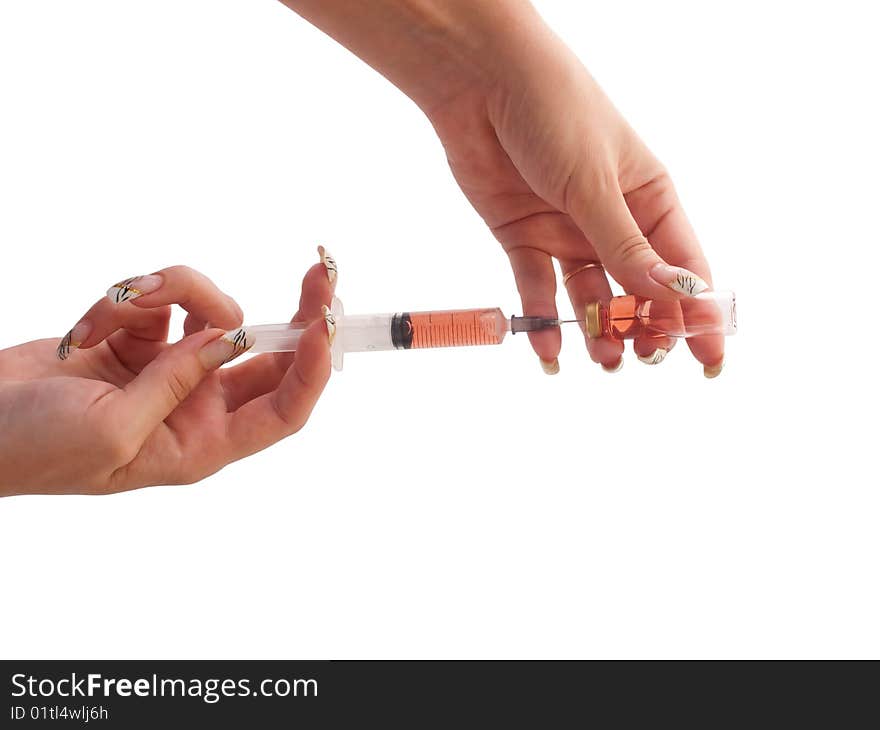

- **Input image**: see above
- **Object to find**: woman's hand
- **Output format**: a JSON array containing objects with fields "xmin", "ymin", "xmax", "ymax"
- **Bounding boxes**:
[
  {"xmin": 0, "ymin": 253, "xmax": 338, "ymax": 496},
  {"xmin": 282, "ymin": 0, "xmax": 724, "ymax": 376}
]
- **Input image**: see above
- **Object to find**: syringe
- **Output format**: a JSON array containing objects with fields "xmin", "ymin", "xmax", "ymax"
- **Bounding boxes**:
[
  {"xmin": 242, "ymin": 291, "xmax": 736, "ymax": 371},
  {"xmin": 246, "ymin": 297, "xmax": 560, "ymax": 370}
]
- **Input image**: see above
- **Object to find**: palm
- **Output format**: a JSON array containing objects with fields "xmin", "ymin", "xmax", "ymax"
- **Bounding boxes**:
[{"xmin": 2, "ymin": 338, "xmax": 228, "ymax": 486}]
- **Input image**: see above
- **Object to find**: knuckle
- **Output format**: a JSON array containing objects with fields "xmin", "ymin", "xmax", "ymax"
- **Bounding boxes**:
[
  {"xmin": 165, "ymin": 265, "xmax": 197, "ymax": 297},
  {"xmin": 564, "ymin": 157, "xmax": 617, "ymax": 213},
  {"xmin": 615, "ymin": 234, "xmax": 654, "ymax": 268},
  {"xmin": 165, "ymin": 264, "xmax": 193, "ymax": 279},
  {"xmin": 165, "ymin": 368, "xmax": 194, "ymax": 407}
]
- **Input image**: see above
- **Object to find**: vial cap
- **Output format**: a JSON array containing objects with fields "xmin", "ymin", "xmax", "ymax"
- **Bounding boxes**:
[{"xmin": 585, "ymin": 302, "xmax": 602, "ymax": 339}]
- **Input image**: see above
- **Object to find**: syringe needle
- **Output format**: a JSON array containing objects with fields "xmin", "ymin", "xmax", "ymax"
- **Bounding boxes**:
[{"xmin": 509, "ymin": 316, "xmax": 583, "ymax": 333}]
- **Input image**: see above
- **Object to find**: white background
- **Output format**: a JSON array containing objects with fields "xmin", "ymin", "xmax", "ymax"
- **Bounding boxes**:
[{"xmin": 0, "ymin": 1, "xmax": 877, "ymax": 658}]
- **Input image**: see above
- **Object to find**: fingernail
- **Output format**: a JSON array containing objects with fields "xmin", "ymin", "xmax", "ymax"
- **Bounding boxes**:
[
  {"xmin": 649, "ymin": 263, "xmax": 709, "ymax": 297},
  {"xmin": 321, "ymin": 305, "xmax": 337, "ymax": 344},
  {"xmin": 318, "ymin": 245, "xmax": 338, "ymax": 286},
  {"xmin": 638, "ymin": 348, "xmax": 668, "ymax": 365},
  {"xmin": 602, "ymin": 357, "xmax": 624, "ymax": 373},
  {"xmin": 56, "ymin": 320, "xmax": 92, "ymax": 360},
  {"xmin": 198, "ymin": 327, "xmax": 253, "ymax": 369},
  {"xmin": 106, "ymin": 274, "xmax": 164, "ymax": 304},
  {"xmin": 540, "ymin": 357, "xmax": 560, "ymax": 375},
  {"xmin": 703, "ymin": 359, "xmax": 724, "ymax": 379}
]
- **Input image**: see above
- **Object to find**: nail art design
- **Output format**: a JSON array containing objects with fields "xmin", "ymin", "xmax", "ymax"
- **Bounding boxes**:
[
  {"xmin": 649, "ymin": 263, "xmax": 709, "ymax": 297},
  {"xmin": 602, "ymin": 357, "xmax": 624, "ymax": 373},
  {"xmin": 318, "ymin": 245, "xmax": 337, "ymax": 286},
  {"xmin": 56, "ymin": 321, "xmax": 91, "ymax": 361},
  {"xmin": 198, "ymin": 327, "xmax": 254, "ymax": 369},
  {"xmin": 540, "ymin": 358, "xmax": 560, "ymax": 375},
  {"xmin": 223, "ymin": 327, "xmax": 252, "ymax": 364},
  {"xmin": 672, "ymin": 271, "xmax": 707, "ymax": 296},
  {"xmin": 321, "ymin": 304, "xmax": 337, "ymax": 344},
  {"xmin": 638, "ymin": 348, "xmax": 668, "ymax": 365},
  {"xmin": 106, "ymin": 274, "xmax": 163, "ymax": 304},
  {"xmin": 56, "ymin": 330, "xmax": 77, "ymax": 361}
]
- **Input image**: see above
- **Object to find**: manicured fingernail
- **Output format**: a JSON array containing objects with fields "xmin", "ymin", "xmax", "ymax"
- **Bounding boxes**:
[
  {"xmin": 638, "ymin": 348, "xmax": 668, "ymax": 365},
  {"xmin": 602, "ymin": 357, "xmax": 623, "ymax": 373},
  {"xmin": 704, "ymin": 359, "xmax": 724, "ymax": 379},
  {"xmin": 321, "ymin": 305, "xmax": 336, "ymax": 344},
  {"xmin": 198, "ymin": 327, "xmax": 253, "ymax": 369},
  {"xmin": 56, "ymin": 320, "xmax": 92, "ymax": 360},
  {"xmin": 649, "ymin": 263, "xmax": 709, "ymax": 297},
  {"xmin": 318, "ymin": 245, "xmax": 338, "ymax": 286},
  {"xmin": 106, "ymin": 274, "xmax": 164, "ymax": 304},
  {"xmin": 540, "ymin": 357, "xmax": 560, "ymax": 375}
]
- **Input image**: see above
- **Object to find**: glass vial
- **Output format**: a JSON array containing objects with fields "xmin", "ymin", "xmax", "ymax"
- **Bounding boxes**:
[{"xmin": 585, "ymin": 291, "xmax": 736, "ymax": 340}]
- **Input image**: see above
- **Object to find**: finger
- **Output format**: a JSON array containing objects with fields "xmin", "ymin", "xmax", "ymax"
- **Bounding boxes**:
[
  {"xmin": 109, "ymin": 266, "xmax": 243, "ymax": 331},
  {"xmin": 290, "ymin": 260, "xmax": 334, "ymax": 325},
  {"xmin": 507, "ymin": 246, "xmax": 561, "ymax": 373},
  {"xmin": 57, "ymin": 266, "xmax": 244, "ymax": 365},
  {"xmin": 560, "ymin": 258, "xmax": 624, "ymax": 371},
  {"xmin": 633, "ymin": 334, "xmax": 676, "ymax": 366},
  {"xmin": 226, "ymin": 315, "xmax": 332, "ymax": 459},
  {"xmin": 56, "ymin": 295, "xmax": 171, "ymax": 362},
  {"xmin": 625, "ymin": 176, "xmax": 724, "ymax": 372},
  {"xmin": 317, "ymin": 244, "xmax": 338, "ymax": 294},
  {"xmin": 183, "ymin": 312, "xmax": 209, "ymax": 336},
  {"xmin": 567, "ymin": 169, "xmax": 712, "ymax": 305},
  {"xmin": 110, "ymin": 326, "xmax": 254, "ymax": 442},
  {"xmin": 221, "ymin": 260, "xmax": 333, "ymax": 411},
  {"xmin": 565, "ymin": 168, "xmax": 669, "ymax": 296}
]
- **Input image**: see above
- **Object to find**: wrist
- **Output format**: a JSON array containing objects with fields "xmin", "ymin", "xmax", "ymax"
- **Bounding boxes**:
[{"xmin": 281, "ymin": 0, "xmax": 543, "ymax": 114}]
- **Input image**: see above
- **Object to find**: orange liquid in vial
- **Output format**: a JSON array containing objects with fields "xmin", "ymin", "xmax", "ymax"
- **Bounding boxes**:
[
  {"xmin": 406, "ymin": 308, "xmax": 505, "ymax": 349},
  {"xmin": 604, "ymin": 295, "xmax": 730, "ymax": 339}
]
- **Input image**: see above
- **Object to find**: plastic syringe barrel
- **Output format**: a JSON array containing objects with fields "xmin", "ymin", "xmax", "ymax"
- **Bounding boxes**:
[{"xmin": 248, "ymin": 315, "xmax": 395, "ymax": 352}]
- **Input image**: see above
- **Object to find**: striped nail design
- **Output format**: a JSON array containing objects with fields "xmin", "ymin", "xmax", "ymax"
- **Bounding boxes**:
[
  {"xmin": 318, "ymin": 245, "xmax": 338, "ymax": 286},
  {"xmin": 322, "ymin": 304, "xmax": 336, "ymax": 344},
  {"xmin": 638, "ymin": 348, "xmax": 668, "ymax": 365},
  {"xmin": 56, "ymin": 330, "xmax": 78, "ymax": 361},
  {"xmin": 649, "ymin": 264, "xmax": 709, "ymax": 297},
  {"xmin": 223, "ymin": 327, "xmax": 252, "ymax": 364},
  {"xmin": 56, "ymin": 320, "xmax": 91, "ymax": 361},
  {"xmin": 106, "ymin": 274, "xmax": 163, "ymax": 304}
]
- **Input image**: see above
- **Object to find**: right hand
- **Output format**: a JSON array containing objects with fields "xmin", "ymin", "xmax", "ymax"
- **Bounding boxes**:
[
  {"xmin": 281, "ymin": 0, "xmax": 725, "ymax": 376},
  {"xmin": 425, "ymin": 18, "xmax": 724, "ymax": 376}
]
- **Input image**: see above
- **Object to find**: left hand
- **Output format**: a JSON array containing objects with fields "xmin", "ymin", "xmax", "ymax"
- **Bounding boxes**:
[{"xmin": 0, "ymin": 259, "xmax": 335, "ymax": 495}]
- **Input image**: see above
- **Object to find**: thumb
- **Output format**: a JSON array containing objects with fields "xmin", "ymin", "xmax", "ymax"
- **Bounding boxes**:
[
  {"xmin": 116, "ymin": 326, "xmax": 252, "ymax": 439},
  {"xmin": 567, "ymin": 181, "xmax": 683, "ymax": 300}
]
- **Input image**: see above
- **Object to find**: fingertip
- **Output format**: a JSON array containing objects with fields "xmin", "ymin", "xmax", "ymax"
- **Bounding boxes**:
[
  {"xmin": 526, "ymin": 329, "xmax": 561, "ymax": 364},
  {"xmin": 634, "ymin": 335, "xmax": 675, "ymax": 365},
  {"xmin": 686, "ymin": 333, "xmax": 725, "ymax": 372},
  {"xmin": 539, "ymin": 357, "xmax": 560, "ymax": 375},
  {"xmin": 201, "ymin": 297, "xmax": 244, "ymax": 331},
  {"xmin": 230, "ymin": 297, "xmax": 244, "ymax": 326},
  {"xmin": 704, "ymin": 359, "xmax": 724, "ymax": 379},
  {"xmin": 586, "ymin": 334, "xmax": 623, "ymax": 369},
  {"xmin": 296, "ymin": 264, "xmax": 334, "ymax": 322}
]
